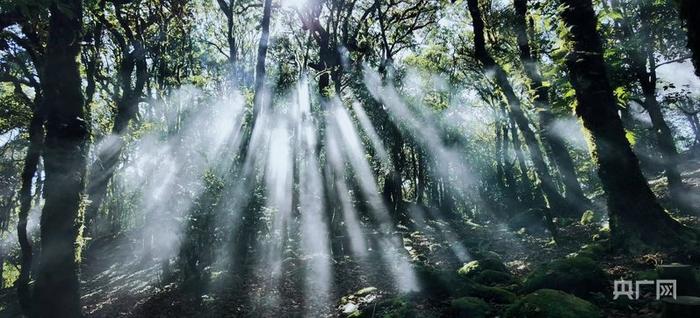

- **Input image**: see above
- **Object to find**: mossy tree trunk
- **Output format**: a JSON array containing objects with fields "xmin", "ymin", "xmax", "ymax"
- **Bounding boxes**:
[
  {"xmin": 467, "ymin": 0, "xmax": 560, "ymax": 240},
  {"xmin": 558, "ymin": 0, "xmax": 690, "ymax": 246},
  {"xmin": 513, "ymin": 0, "xmax": 591, "ymax": 215},
  {"xmin": 84, "ymin": 3, "xmax": 148, "ymax": 234},
  {"xmin": 34, "ymin": 0, "xmax": 88, "ymax": 316},
  {"xmin": 678, "ymin": 0, "xmax": 700, "ymax": 76}
]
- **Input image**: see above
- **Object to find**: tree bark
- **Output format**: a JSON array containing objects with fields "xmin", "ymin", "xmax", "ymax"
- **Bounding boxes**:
[
  {"xmin": 558, "ymin": 0, "xmax": 689, "ymax": 246},
  {"xmin": 84, "ymin": 23, "xmax": 147, "ymax": 234},
  {"xmin": 253, "ymin": 0, "xmax": 272, "ymax": 118},
  {"xmin": 34, "ymin": 0, "xmax": 87, "ymax": 316},
  {"xmin": 16, "ymin": 102, "xmax": 43, "ymax": 318},
  {"xmin": 467, "ymin": 0, "xmax": 560, "ymax": 241},
  {"xmin": 513, "ymin": 0, "xmax": 591, "ymax": 213},
  {"xmin": 678, "ymin": 0, "xmax": 700, "ymax": 76}
]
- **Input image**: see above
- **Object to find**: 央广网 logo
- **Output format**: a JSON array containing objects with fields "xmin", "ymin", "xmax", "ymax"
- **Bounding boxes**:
[{"xmin": 613, "ymin": 279, "xmax": 677, "ymax": 300}]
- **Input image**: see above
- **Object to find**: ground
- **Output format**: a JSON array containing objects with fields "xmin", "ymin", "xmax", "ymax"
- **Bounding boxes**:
[{"xmin": 1, "ymin": 157, "xmax": 700, "ymax": 317}]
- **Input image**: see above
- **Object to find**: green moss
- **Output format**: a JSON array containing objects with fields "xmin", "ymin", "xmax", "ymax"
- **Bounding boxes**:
[
  {"xmin": 575, "ymin": 243, "xmax": 607, "ymax": 260},
  {"xmin": 521, "ymin": 256, "xmax": 607, "ymax": 298},
  {"xmin": 458, "ymin": 258, "xmax": 508, "ymax": 278},
  {"xmin": 450, "ymin": 297, "xmax": 490, "ymax": 318},
  {"xmin": 580, "ymin": 210, "xmax": 595, "ymax": 225},
  {"xmin": 473, "ymin": 269, "xmax": 514, "ymax": 285},
  {"xmin": 416, "ymin": 266, "xmax": 472, "ymax": 297},
  {"xmin": 472, "ymin": 285, "xmax": 517, "ymax": 304},
  {"xmin": 505, "ymin": 289, "xmax": 603, "ymax": 318},
  {"xmin": 348, "ymin": 295, "xmax": 437, "ymax": 318}
]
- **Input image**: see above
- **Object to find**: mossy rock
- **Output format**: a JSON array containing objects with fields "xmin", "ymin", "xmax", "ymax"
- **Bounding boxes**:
[
  {"xmin": 505, "ymin": 289, "xmax": 603, "ymax": 318},
  {"xmin": 473, "ymin": 284, "xmax": 517, "ymax": 304},
  {"xmin": 579, "ymin": 210, "xmax": 596, "ymax": 225},
  {"xmin": 415, "ymin": 266, "xmax": 473, "ymax": 298},
  {"xmin": 349, "ymin": 295, "xmax": 437, "ymax": 318},
  {"xmin": 508, "ymin": 209, "xmax": 546, "ymax": 233},
  {"xmin": 473, "ymin": 269, "xmax": 515, "ymax": 285},
  {"xmin": 450, "ymin": 297, "xmax": 490, "ymax": 318},
  {"xmin": 458, "ymin": 258, "xmax": 509, "ymax": 278},
  {"xmin": 575, "ymin": 243, "xmax": 607, "ymax": 260},
  {"xmin": 521, "ymin": 256, "xmax": 607, "ymax": 298}
]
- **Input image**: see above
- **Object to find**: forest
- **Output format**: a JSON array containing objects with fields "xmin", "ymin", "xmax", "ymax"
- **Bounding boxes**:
[{"xmin": 1, "ymin": 0, "xmax": 700, "ymax": 317}]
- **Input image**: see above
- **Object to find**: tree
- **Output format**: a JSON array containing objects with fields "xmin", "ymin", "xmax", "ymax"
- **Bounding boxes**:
[
  {"xmin": 0, "ymin": 4, "xmax": 47, "ymax": 315},
  {"xmin": 606, "ymin": 0, "xmax": 693, "ymax": 212},
  {"xmin": 557, "ymin": 0, "xmax": 692, "ymax": 246},
  {"xmin": 84, "ymin": 0, "xmax": 149, "ymax": 235},
  {"xmin": 466, "ymin": 0, "xmax": 560, "ymax": 239},
  {"xmin": 513, "ymin": 0, "xmax": 591, "ymax": 212},
  {"xmin": 677, "ymin": 0, "xmax": 700, "ymax": 76},
  {"xmin": 33, "ymin": 0, "xmax": 88, "ymax": 316}
]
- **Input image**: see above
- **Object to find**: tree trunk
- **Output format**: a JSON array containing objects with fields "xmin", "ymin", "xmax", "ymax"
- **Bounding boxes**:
[
  {"xmin": 558, "ymin": 0, "xmax": 690, "ymax": 246},
  {"xmin": 513, "ymin": 0, "xmax": 591, "ymax": 213},
  {"xmin": 679, "ymin": 0, "xmax": 700, "ymax": 76},
  {"xmin": 84, "ymin": 42, "xmax": 147, "ymax": 235},
  {"xmin": 17, "ymin": 104, "xmax": 43, "ymax": 318},
  {"xmin": 610, "ymin": 0, "xmax": 688, "ymax": 211},
  {"xmin": 253, "ymin": 0, "xmax": 272, "ymax": 118},
  {"xmin": 34, "ymin": 1, "xmax": 87, "ymax": 316},
  {"xmin": 467, "ymin": 0, "xmax": 562, "ymax": 240}
]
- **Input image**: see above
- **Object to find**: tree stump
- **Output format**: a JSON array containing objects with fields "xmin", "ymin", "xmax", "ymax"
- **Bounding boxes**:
[
  {"xmin": 662, "ymin": 296, "xmax": 700, "ymax": 318},
  {"xmin": 657, "ymin": 263, "xmax": 700, "ymax": 296}
]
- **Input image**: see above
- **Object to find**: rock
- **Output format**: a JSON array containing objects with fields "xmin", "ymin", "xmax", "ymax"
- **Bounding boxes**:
[
  {"xmin": 505, "ymin": 289, "xmax": 603, "ymax": 318},
  {"xmin": 579, "ymin": 210, "xmax": 595, "ymax": 225},
  {"xmin": 450, "ymin": 297, "xmax": 490, "ymax": 318},
  {"xmin": 415, "ymin": 265, "xmax": 472, "ymax": 298},
  {"xmin": 347, "ymin": 295, "xmax": 423, "ymax": 318},
  {"xmin": 657, "ymin": 263, "xmax": 700, "ymax": 296},
  {"xmin": 339, "ymin": 286, "xmax": 381, "ymax": 317},
  {"xmin": 473, "ymin": 269, "xmax": 514, "ymax": 285},
  {"xmin": 662, "ymin": 296, "xmax": 700, "ymax": 318},
  {"xmin": 575, "ymin": 243, "xmax": 606, "ymax": 260},
  {"xmin": 457, "ymin": 258, "xmax": 509, "ymax": 278},
  {"xmin": 471, "ymin": 284, "xmax": 517, "ymax": 304},
  {"xmin": 521, "ymin": 256, "xmax": 607, "ymax": 298},
  {"xmin": 508, "ymin": 209, "xmax": 546, "ymax": 233}
]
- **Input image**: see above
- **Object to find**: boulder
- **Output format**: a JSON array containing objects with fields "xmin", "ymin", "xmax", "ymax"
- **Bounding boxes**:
[
  {"xmin": 505, "ymin": 289, "xmax": 603, "ymax": 318},
  {"xmin": 458, "ymin": 258, "xmax": 508, "ymax": 278},
  {"xmin": 662, "ymin": 296, "xmax": 700, "ymax": 318},
  {"xmin": 521, "ymin": 256, "xmax": 607, "ymax": 298},
  {"xmin": 657, "ymin": 263, "xmax": 700, "ymax": 296},
  {"xmin": 450, "ymin": 297, "xmax": 490, "ymax": 318}
]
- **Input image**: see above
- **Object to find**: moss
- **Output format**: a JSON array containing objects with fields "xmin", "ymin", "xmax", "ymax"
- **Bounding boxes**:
[
  {"xmin": 416, "ymin": 265, "xmax": 472, "ymax": 298},
  {"xmin": 349, "ymin": 295, "xmax": 437, "ymax": 318},
  {"xmin": 521, "ymin": 256, "xmax": 607, "ymax": 298},
  {"xmin": 356, "ymin": 287, "xmax": 378, "ymax": 296},
  {"xmin": 575, "ymin": 243, "xmax": 607, "ymax": 260},
  {"xmin": 473, "ymin": 269, "xmax": 514, "ymax": 285},
  {"xmin": 634, "ymin": 269, "xmax": 659, "ymax": 281},
  {"xmin": 505, "ymin": 289, "xmax": 603, "ymax": 318},
  {"xmin": 458, "ymin": 258, "xmax": 508, "ymax": 278},
  {"xmin": 580, "ymin": 210, "xmax": 595, "ymax": 225},
  {"xmin": 472, "ymin": 284, "xmax": 517, "ymax": 304},
  {"xmin": 450, "ymin": 297, "xmax": 490, "ymax": 318}
]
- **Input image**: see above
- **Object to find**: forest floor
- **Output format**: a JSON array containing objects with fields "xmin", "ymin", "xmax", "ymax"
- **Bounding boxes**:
[{"xmin": 1, "ymin": 157, "xmax": 700, "ymax": 317}]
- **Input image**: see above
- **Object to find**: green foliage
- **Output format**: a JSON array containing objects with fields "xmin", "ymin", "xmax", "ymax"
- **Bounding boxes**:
[{"xmin": 1, "ymin": 260, "xmax": 19, "ymax": 288}]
